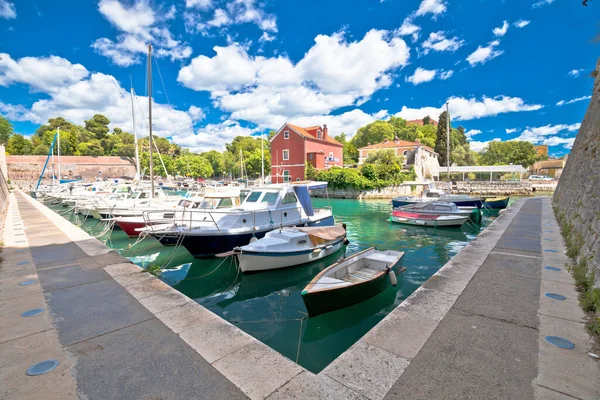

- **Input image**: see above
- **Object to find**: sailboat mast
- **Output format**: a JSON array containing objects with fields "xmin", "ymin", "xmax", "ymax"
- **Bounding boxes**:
[
  {"xmin": 261, "ymin": 135, "xmax": 264, "ymax": 184},
  {"xmin": 130, "ymin": 87, "xmax": 140, "ymax": 178},
  {"xmin": 57, "ymin": 127, "xmax": 61, "ymax": 184},
  {"xmin": 147, "ymin": 44, "xmax": 154, "ymax": 199},
  {"xmin": 51, "ymin": 133, "xmax": 55, "ymax": 187},
  {"xmin": 445, "ymin": 102, "xmax": 450, "ymax": 186}
]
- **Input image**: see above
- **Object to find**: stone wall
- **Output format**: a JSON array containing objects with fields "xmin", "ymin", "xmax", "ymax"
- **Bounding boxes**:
[
  {"xmin": 437, "ymin": 181, "xmax": 539, "ymax": 195},
  {"xmin": 553, "ymin": 58, "xmax": 600, "ymax": 287},
  {"xmin": 7, "ymin": 156, "xmax": 136, "ymax": 181}
]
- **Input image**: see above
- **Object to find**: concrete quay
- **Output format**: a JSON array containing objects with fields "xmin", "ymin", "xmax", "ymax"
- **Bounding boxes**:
[{"xmin": 0, "ymin": 191, "xmax": 598, "ymax": 399}]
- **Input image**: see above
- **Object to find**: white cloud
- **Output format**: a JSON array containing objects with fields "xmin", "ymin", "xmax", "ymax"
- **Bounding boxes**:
[
  {"xmin": 543, "ymin": 136, "xmax": 575, "ymax": 149},
  {"xmin": 188, "ymin": 106, "xmax": 206, "ymax": 121},
  {"xmin": 0, "ymin": 0, "xmax": 16, "ymax": 19},
  {"xmin": 439, "ymin": 70, "xmax": 454, "ymax": 80},
  {"xmin": 422, "ymin": 31, "xmax": 464, "ymax": 55},
  {"xmin": 415, "ymin": 0, "xmax": 447, "ymax": 18},
  {"xmin": 259, "ymin": 32, "xmax": 275, "ymax": 43},
  {"xmin": 187, "ymin": 0, "xmax": 277, "ymax": 35},
  {"xmin": 568, "ymin": 68, "xmax": 585, "ymax": 77},
  {"xmin": 493, "ymin": 21, "xmax": 509, "ymax": 37},
  {"xmin": 514, "ymin": 20, "xmax": 530, "ymax": 28},
  {"xmin": 515, "ymin": 123, "xmax": 580, "ymax": 144},
  {"xmin": 506, "ymin": 128, "xmax": 517, "ymax": 133},
  {"xmin": 0, "ymin": 55, "xmax": 200, "ymax": 141},
  {"xmin": 178, "ymin": 29, "xmax": 409, "ymax": 129},
  {"xmin": 406, "ymin": 67, "xmax": 437, "ymax": 85},
  {"xmin": 469, "ymin": 138, "xmax": 501, "ymax": 152},
  {"xmin": 92, "ymin": 0, "xmax": 192, "ymax": 66},
  {"xmin": 532, "ymin": 0, "xmax": 555, "ymax": 8},
  {"xmin": 465, "ymin": 129, "xmax": 481, "ymax": 139},
  {"xmin": 172, "ymin": 120, "xmax": 256, "ymax": 152},
  {"xmin": 466, "ymin": 40, "xmax": 503, "ymax": 66},
  {"xmin": 0, "ymin": 53, "xmax": 89, "ymax": 93},
  {"xmin": 396, "ymin": 17, "xmax": 420, "ymax": 36},
  {"xmin": 185, "ymin": 0, "xmax": 213, "ymax": 10},
  {"xmin": 556, "ymin": 95, "xmax": 592, "ymax": 106},
  {"xmin": 405, "ymin": 67, "xmax": 454, "ymax": 85},
  {"xmin": 395, "ymin": 95, "xmax": 543, "ymax": 121}
]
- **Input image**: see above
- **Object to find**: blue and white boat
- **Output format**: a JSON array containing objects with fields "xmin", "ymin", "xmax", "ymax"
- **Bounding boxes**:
[
  {"xmin": 392, "ymin": 182, "xmax": 483, "ymax": 209},
  {"xmin": 144, "ymin": 182, "xmax": 335, "ymax": 258}
]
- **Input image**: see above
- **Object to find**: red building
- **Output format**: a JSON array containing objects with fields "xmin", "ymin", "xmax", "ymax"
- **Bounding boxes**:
[{"xmin": 270, "ymin": 123, "xmax": 343, "ymax": 183}]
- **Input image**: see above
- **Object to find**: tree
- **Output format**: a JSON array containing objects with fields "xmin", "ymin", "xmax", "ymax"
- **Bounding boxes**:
[
  {"xmin": 6, "ymin": 134, "xmax": 32, "ymax": 155},
  {"xmin": 175, "ymin": 154, "xmax": 213, "ymax": 178},
  {"xmin": 202, "ymin": 150, "xmax": 226, "ymax": 177},
  {"xmin": 479, "ymin": 141, "xmax": 538, "ymax": 167},
  {"xmin": 363, "ymin": 149, "xmax": 405, "ymax": 167},
  {"xmin": 0, "ymin": 115, "xmax": 13, "ymax": 144},
  {"xmin": 435, "ymin": 111, "xmax": 450, "ymax": 167},
  {"xmin": 84, "ymin": 114, "xmax": 110, "ymax": 140},
  {"xmin": 350, "ymin": 120, "xmax": 395, "ymax": 149},
  {"xmin": 76, "ymin": 140, "xmax": 104, "ymax": 157},
  {"xmin": 422, "ymin": 116, "xmax": 431, "ymax": 125},
  {"xmin": 335, "ymin": 133, "xmax": 359, "ymax": 163}
]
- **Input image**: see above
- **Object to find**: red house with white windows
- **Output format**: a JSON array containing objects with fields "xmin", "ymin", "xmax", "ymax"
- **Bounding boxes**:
[{"xmin": 270, "ymin": 123, "xmax": 344, "ymax": 183}]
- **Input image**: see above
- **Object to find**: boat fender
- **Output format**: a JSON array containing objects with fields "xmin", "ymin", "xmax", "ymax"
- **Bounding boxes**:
[
  {"xmin": 343, "ymin": 238, "xmax": 350, "ymax": 245},
  {"xmin": 342, "ymin": 223, "xmax": 347, "ymax": 231},
  {"xmin": 387, "ymin": 268, "xmax": 397, "ymax": 286},
  {"xmin": 249, "ymin": 234, "xmax": 257, "ymax": 243}
]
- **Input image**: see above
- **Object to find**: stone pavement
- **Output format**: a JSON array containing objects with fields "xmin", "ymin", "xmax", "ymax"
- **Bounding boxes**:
[
  {"xmin": 382, "ymin": 198, "xmax": 600, "ymax": 400},
  {"xmin": 0, "ymin": 191, "xmax": 247, "ymax": 400}
]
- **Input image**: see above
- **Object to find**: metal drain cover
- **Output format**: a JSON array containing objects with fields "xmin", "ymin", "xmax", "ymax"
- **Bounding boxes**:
[
  {"xmin": 17, "ymin": 261, "xmax": 29, "ymax": 265},
  {"xmin": 544, "ymin": 249, "xmax": 557, "ymax": 253},
  {"xmin": 26, "ymin": 359, "xmax": 60, "ymax": 376},
  {"xmin": 21, "ymin": 308, "xmax": 44, "ymax": 317},
  {"xmin": 544, "ymin": 266, "xmax": 561, "ymax": 271},
  {"xmin": 18, "ymin": 280, "xmax": 37, "ymax": 286},
  {"xmin": 545, "ymin": 293, "xmax": 566, "ymax": 301},
  {"xmin": 545, "ymin": 336, "xmax": 575, "ymax": 349}
]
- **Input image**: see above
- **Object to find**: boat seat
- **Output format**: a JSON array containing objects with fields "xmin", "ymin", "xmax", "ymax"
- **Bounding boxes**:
[
  {"xmin": 365, "ymin": 253, "xmax": 393, "ymax": 262},
  {"xmin": 343, "ymin": 267, "xmax": 381, "ymax": 283},
  {"xmin": 315, "ymin": 276, "xmax": 352, "ymax": 289}
]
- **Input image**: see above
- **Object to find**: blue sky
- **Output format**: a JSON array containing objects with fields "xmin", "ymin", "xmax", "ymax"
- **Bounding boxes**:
[{"xmin": 0, "ymin": 0, "xmax": 597, "ymax": 156}]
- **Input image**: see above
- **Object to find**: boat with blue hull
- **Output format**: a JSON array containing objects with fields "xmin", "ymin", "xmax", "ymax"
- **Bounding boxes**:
[
  {"xmin": 391, "ymin": 181, "xmax": 483, "ymax": 209},
  {"xmin": 144, "ymin": 182, "xmax": 335, "ymax": 258},
  {"xmin": 483, "ymin": 196, "xmax": 510, "ymax": 210}
]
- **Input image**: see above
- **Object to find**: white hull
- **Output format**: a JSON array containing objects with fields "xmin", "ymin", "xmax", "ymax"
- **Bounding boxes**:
[
  {"xmin": 238, "ymin": 240, "xmax": 344, "ymax": 272},
  {"xmin": 391, "ymin": 215, "xmax": 468, "ymax": 227}
]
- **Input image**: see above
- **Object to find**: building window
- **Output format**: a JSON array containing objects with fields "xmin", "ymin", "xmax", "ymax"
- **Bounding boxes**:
[
  {"xmin": 403, "ymin": 150, "xmax": 409, "ymax": 156},
  {"xmin": 283, "ymin": 170, "xmax": 290, "ymax": 182},
  {"xmin": 317, "ymin": 130, "xmax": 322, "ymax": 140},
  {"xmin": 329, "ymin": 152, "xmax": 334, "ymax": 160},
  {"xmin": 282, "ymin": 149, "xmax": 289, "ymax": 160},
  {"xmin": 284, "ymin": 130, "xmax": 289, "ymax": 139},
  {"xmin": 308, "ymin": 153, "xmax": 313, "ymax": 160}
]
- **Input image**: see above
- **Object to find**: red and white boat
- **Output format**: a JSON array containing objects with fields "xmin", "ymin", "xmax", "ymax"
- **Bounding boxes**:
[{"xmin": 390, "ymin": 210, "xmax": 468, "ymax": 227}]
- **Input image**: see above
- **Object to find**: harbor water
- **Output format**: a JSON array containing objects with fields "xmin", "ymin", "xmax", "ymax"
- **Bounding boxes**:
[{"xmin": 51, "ymin": 198, "xmax": 501, "ymax": 373}]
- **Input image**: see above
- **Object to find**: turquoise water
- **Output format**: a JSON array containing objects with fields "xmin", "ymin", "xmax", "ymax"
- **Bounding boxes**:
[{"xmin": 50, "ymin": 198, "xmax": 499, "ymax": 372}]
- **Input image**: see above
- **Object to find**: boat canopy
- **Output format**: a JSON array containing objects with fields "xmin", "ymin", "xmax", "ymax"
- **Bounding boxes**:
[
  {"xmin": 294, "ymin": 186, "xmax": 313, "ymax": 216},
  {"xmin": 295, "ymin": 226, "xmax": 346, "ymax": 246}
]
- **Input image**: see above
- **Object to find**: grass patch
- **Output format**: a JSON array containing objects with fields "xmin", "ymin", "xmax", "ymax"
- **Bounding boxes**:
[
  {"xmin": 556, "ymin": 205, "xmax": 600, "ymax": 339},
  {"xmin": 145, "ymin": 264, "xmax": 163, "ymax": 277}
]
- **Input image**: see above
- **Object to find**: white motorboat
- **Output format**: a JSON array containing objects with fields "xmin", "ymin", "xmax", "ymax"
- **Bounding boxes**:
[
  {"xmin": 231, "ymin": 225, "xmax": 348, "ymax": 273},
  {"xmin": 391, "ymin": 210, "xmax": 469, "ymax": 227}
]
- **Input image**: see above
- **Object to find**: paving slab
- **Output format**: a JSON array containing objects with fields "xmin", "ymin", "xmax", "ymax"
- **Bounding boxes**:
[
  {"xmin": 0, "ymin": 291, "xmax": 53, "ymax": 344},
  {"xmin": 155, "ymin": 300, "xmax": 218, "ymax": 333},
  {"xmin": 0, "ymin": 330, "xmax": 78, "ymax": 400},
  {"xmin": 482, "ymin": 252, "xmax": 542, "ymax": 278},
  {"xmin": 45, "ymin": 278, "xmax": 153, "ymax": 346},
  {"xmin": 69, "ymin": 318, "xmax": 248, "ymax": 400},
  {"xmin": 213, "ymin": 341, "xmax": 304, "ymax": 400},
  {"xmin": 0, "ymin": 272, "xmax": 42, "ymax": 301},
  {"xmin": 267, "ymin": 371, "xmax": 366, "ymax": 400},
  {"xmin": 323, "ymin": 341, "xmax": 410, "ymax": 400},
  {"xmin": 37, "ymin": 263, "xmax": 110, "ymax": 292},
  {"xmin": 385, "ymin": 309, "xmax": 538, "ymax": 400}
]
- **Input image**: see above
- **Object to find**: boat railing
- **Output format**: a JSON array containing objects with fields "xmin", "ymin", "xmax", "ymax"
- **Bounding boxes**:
[{"xmin": 142, "ymin": 206, "xmax": 308, "ymax": 234}]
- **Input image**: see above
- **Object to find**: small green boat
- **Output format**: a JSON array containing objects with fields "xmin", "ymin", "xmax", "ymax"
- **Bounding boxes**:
[
  {"xmin": 301, "ymin": 247, "xmax": 406, "ymax": 317},
  {"xmin": 483, "ymin": 196, "xmax": 510, "ymax": 210}
]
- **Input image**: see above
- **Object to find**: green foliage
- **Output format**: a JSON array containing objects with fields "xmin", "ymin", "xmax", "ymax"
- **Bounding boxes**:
[
  {"xmin": 435, "ymin": 111, "xmax": 450, "ymax": 167},
  {"xmin": 480, "ymin": 141, "xmax": 538, "ymax": 167},
  {"xmin": 305, "ymin": 162, "xmax": 318, "ymax": 180},
  {"xmin": 363, "ymin": 149, "xmax": 404, "ymax": 167},
  {"xmin": 76, "ymin": 140, "xmax": 105, "ymax": 157},
  {"xmin": 202, "ymin": 150, "xmax": 226, "ymax": 177},
  {"xmin": 85, "ymin": 114, "xmax": 111, "ymax": 140},
  {"xmin": 0, "ymin": 115, "xmax": 13, "ymax": 145},
  {"xmin": 223, "ymin": 135, "xmax": 270, "ymax": 178},
  {"xmin": 351, "ymin": 120, "xmax": 396, "ymax": 149},
  {"xmin": 6, "ymin": 134, "xmax": 32, "ymax": 155},
  {"xmin": 335, "ymin": 133, "xmax": 359, "ymax": 163},
  {"xmin": 315, "ymin": 165, "xmax": 416, "ymax": 191}
]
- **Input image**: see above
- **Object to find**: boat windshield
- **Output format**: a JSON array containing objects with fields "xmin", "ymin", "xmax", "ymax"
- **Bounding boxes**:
[
  {"xmin": 245, "ymin": 191, "xmax": 262, "ymax": 202},
  {"xmin": 261, "ymin": 192, "xmax": 279, "ymax": 205}
]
